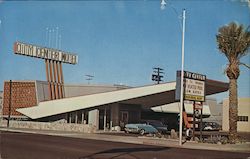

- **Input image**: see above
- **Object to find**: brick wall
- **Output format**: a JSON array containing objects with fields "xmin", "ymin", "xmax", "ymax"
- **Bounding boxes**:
[{"xmin": 3, "ymin": 81, "xmax": 37, "ymax": 116}]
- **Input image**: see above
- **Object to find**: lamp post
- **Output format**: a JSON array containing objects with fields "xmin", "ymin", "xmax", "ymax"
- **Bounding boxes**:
[
  {"xmin": 179, "ymin": 9, "xmax": 186, "ymax": 146},
  {"xmin": 161, "ymin": 0, "xmax": 186, "ymax": 146}
]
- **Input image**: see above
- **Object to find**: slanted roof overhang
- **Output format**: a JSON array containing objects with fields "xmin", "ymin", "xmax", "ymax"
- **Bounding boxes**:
[
  {"xmin": 205, "ymin": 79, "xmax": 229, "ymax": 95},
  {"xmin": 121, "ymin": 79, "xmax": 229, "ymax": 109},
  {"xmin": 17, "ymin": 79, "xmax": 228, "ymax": 119},
  {"xmin": 151, "ymin": 103, "xmax": 211, "ymax": 116}
]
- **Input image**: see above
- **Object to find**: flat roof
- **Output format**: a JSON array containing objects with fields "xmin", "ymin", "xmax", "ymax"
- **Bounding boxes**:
[{"xmin": 17, "ymin": 79, "xmax": 228, "ymax": 119}]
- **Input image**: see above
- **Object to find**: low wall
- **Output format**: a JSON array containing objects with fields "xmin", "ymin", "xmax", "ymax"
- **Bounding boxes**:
[{"xmin": 0, "ymin": 120, "xmax": 96, "ymax": 133}]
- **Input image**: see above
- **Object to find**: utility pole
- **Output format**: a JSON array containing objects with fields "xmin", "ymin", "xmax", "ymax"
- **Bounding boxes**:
[
  {"xmin": 152, "ymin": 67, "xmax": 164, "ymax": 84},
  {"xmin": 85, "ymin": 75, "xmax": 94, "ymax": 84},
  {"xmin": 160, "ymin": 0, "xmax": 186, "ymax": 145},
  {"xmin": 7, "ymin": 80, "xmax": 12, "ymax": 128}
]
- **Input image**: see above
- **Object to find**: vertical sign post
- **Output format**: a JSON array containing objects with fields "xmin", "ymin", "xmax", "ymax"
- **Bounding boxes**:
[
  {"xmin": 176, "ymin": 70, "xmax": 206, "ymax": 144},
  {"xmin": 200, "ymin": 103, "xmax": 203, "ymax": 141},
  {"xmin": 193, "ymin": 102, "xmax": 195, "ymax": 140},
  {"xmin": 13, "ymin": 41, "xmax": 78, "ymax": 100}
]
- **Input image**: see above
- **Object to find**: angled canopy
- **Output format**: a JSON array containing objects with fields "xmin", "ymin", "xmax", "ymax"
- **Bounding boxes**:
[
  {"xmin": 151, "ymin": 103, "xmax": 211, "ymax": 116},
  {"xmin": 17, "ymin": 79, "xmax": 228, "ymax": 119}
]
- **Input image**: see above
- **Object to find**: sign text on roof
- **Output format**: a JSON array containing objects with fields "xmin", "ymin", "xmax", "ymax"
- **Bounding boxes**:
[{"xmin": 14, "ymin": 41, "xmax": 78, "ymax": 65}]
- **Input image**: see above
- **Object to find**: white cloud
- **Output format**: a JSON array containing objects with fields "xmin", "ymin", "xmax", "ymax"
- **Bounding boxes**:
[
  {"xmin": 230, "ymin": 0, "xmax": 250, "ymax": 9},
  {"xmin": 240, "ymin": 0, "xmax": 250, "ymax": 8}
]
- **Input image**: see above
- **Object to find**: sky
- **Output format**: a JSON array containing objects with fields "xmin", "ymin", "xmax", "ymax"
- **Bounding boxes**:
[{"xmin": 0, "ymin": 0, "xmax": 249, "ymax": 102}]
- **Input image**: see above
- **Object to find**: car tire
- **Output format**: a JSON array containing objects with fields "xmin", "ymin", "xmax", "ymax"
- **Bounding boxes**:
[
  {"xmin": 156, "ymin": 132, "xmax": 162, "ymax": 138},
  {"xmin": 139, "ymin": 129, "xmax": 145, "ymax": 135}
]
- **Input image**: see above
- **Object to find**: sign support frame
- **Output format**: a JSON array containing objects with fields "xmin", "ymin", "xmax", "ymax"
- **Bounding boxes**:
[{"xmin": 14, "ymin": 41, "xmax": 77, "ymax": 101}]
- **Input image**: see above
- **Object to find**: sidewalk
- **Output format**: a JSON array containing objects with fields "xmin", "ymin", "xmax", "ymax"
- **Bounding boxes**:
[{"xmin": 1, "ymin": 127, "xmax": 249, "ymax": 153}]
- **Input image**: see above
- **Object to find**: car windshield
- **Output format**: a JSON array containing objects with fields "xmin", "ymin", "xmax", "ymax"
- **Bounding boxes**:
[{"xmin": 148, "ymin": 121, "xmax": 164, "ymax": 127}]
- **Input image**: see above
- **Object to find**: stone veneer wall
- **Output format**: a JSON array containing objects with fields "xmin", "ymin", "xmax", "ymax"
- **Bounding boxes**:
[{"xmin": 0, "ymin": 120, "xmax": 96, "ymax": 133}]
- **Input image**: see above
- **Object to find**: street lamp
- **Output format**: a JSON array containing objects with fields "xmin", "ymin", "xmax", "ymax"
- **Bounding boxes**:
[
  {"xmin": 160, "ymin": 0, "xmax": 186, "ymax": 146},
  {"xmin": 160, "ymin": 0, "xmax": 167, "ymax": 10}
]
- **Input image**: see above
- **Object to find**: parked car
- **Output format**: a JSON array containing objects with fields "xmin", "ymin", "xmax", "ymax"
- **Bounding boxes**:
[
  {"xmin": 124, "ymin": 123, "xmax": 158, "ymax": 135},
  {"xmin": 203, "ymin": 122, "xmax": 221, "ymax": 131},
  {"xmin": 142, "ymin": 120, "xmax": 168, "ymax": 134}
]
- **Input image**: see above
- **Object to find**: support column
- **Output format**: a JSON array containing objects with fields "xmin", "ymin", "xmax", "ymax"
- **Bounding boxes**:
[
  {"xmin": 88, "ymin": 109, "xmax": 99, "ymax": 130},
  {"xmin": 56, "ymin": 61, "xmax": 62, "ymax": 99},
  {"xmin": 200, "ymin": 102, "xmax": 203, "ymax": 142},
  {"xmin": 53, "ymin": 61, "xmax": 59, "ymax": 99},
  {"xmin": 59, "ymin": 62, "xmax": 65, "ymax": 98},
  {"xmin": 75, "ymin": 111, "xmax": 78, "ymax": 124},
  {"xmin": 81, "ymin": 111, "xmax": 84, "ymax": 124},
  {"xmin": 110, "ymin": 104, "xmax": 119, "ymax": 127},
  {"xmin": 49, "ymin": 60, "xmax": 55, "ymax": 100},
  {"xmin": 104, "ymin": 106, "xmax": 107, "ymax": 131},
  {"xmin": 45, "ymin": 59, "xmax": 52, "ymax": 100},
  {"xmin": 69, "ymin": 112, "xmax": 72, "ymax": 123}
]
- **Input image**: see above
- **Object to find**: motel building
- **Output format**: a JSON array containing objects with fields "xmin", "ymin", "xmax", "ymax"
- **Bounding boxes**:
[
  {"xmin": 1, "ymin": 79, "xmax": 228, "ymax": 132},
  {"xmin": 0, "ymin": 42, "xmax": 229, "ymax": 132}
]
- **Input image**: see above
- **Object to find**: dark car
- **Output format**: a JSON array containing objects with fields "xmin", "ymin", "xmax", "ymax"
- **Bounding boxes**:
[{"xmin": 142, "ymin": 120, "xmax": 168, "ymax": 134}]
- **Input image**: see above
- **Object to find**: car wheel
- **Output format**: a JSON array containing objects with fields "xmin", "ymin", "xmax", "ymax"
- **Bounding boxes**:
[
  {"xmin": 156, "ymin": 132, "xmax": 162, "ymax": 138},
  {"xmin": 139, "ymin": 129, "xmax": 145, "ymax": 135}
]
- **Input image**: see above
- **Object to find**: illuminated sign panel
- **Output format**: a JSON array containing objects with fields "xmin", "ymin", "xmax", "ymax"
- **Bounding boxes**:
[
  {"xmin": 14, "ymin": 42, "xmax": 78, "ymax": 64},
  {"xmin": 176, "ymin": 71, "xmax": 206, "ymax": 102}
]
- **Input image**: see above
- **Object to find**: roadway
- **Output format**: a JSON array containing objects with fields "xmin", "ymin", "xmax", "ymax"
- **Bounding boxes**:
[{"xmin": 1, "ymin": 131, "xmax": 250, "ymax": 159}]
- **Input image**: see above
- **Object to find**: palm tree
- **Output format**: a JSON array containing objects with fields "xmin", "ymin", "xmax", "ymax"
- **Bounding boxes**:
[{"xmin": 216, "ymin": 22, "xmax": 250, "ymax": 143}]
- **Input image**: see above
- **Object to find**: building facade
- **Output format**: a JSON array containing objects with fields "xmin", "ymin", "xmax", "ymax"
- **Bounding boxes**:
[
  {"xmin": 2, "ymin": 79, "xmax": 229, "ymax": 131},
  {"xmin": 1, "ymin": 80, "xmax": 129, "ymax": 119},
  {"xmin": 222, "ymin": 97, "xmax": 250, "ymax": 132},
  {"xmin": 203, "ymin": 97, "xmax": 223, "ymax": 125},
  {"xmin": 2, "ymin": 81, "xmax": 37, "ymax": 118}
]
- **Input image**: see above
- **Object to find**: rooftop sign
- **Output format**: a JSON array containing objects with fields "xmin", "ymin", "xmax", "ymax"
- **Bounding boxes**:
[{"xmin": 14, "ymin": 41, "xmax": 78, "ymax": 64}]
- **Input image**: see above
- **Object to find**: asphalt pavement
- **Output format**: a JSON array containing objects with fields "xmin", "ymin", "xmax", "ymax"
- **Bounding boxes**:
[
  {"xmin": 1, "ymin": 131, "xmax": 250, "ymax": 159},
  {"xmin": 1, "ymin": 127, "xmax": 250, "ymax": 153}
]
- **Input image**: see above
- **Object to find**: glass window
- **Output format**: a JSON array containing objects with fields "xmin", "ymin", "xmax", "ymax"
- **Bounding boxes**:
[{"xmin": 238, "ymin": 116, "xmax": 248, "ymax": 122}]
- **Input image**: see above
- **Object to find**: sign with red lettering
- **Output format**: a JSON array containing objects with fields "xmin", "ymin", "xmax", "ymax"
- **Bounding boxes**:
[{"xmin": 176, "ymin": 71, "xmax": 206, "ymax": 102}]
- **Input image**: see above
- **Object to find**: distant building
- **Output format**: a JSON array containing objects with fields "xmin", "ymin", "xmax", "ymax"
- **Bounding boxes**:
[
  {"xmin": 203, "ymin": 97, "xmax": 223, "ymax": 125},
  {"xmin": 222, "ymin": 97, "xmax": 250, "ymax": 132}
]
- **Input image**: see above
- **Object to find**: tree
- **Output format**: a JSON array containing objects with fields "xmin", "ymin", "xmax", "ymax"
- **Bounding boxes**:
[{"xmin": 216, "ymin": 22, "xmax": 250, "ymax": 143}]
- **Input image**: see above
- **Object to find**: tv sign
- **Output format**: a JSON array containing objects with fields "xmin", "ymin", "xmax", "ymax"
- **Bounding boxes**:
[{"xmin": 176, "ymin": 71, "xmax": 206, "ymax": 102}]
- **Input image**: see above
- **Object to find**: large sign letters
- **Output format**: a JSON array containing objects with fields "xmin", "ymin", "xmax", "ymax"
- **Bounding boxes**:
[{"xmin": 14, "ymin": 41, "xmax": 78, "ymax": 64}]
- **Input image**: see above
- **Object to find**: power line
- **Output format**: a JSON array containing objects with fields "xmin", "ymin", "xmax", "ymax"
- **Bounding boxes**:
[
  {"xmin": 85, "ymin": 74, "xmax": 94, "ymax": 84},
  {"xmin": 152, "ymin": 67, "xmax": 164, "ymax": 84}
]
